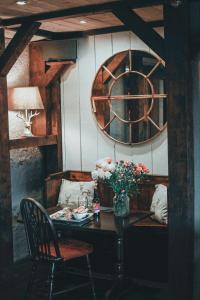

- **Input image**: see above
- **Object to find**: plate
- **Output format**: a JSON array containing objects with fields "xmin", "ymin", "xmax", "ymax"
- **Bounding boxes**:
[{"xmin": 50, "ymin": 210, "xmax": 94, "ymax": 226}]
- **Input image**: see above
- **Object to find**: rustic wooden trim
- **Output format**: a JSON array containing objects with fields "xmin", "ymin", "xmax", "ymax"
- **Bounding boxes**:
[
  {"xmin": 29, "ymin": 43, "xmax": 47, "ymax": 136},
  {"xmin": 43, "ymin": 61, "xmax": 75, "ymax": 87},
  {"xmin": 0, "ymin": 28, "xmax": 13, "ymax": 268},
  {"xmin": 46, "ymin": 60, "xmax": 75, "ymax": 66},
  {"xmin": 113, "ymin": 4, "xmax": 165, "ymax": 59},
  {"xmin": 164, "ymin": 1, "xmax": 194, "ymax": 299},
  {"xmin": 9, "ymin": 135, "xmax": 57, "ymax": 150},
  {"xmin": 30, "ymin": 42, "xmax": 73, "ymax": 136},
  {"xmin": 51, "ymin": 80, "xmax": 63, "ymax": 171},
  {"xmin": 0, "ymin": 1, "xmax": 163, "ymax": 26},
  {"xmin": 43, "ymin": 65, "xmax": 65, "ymax": 87},
  {"xmin": 0, "ymin": 22, "xmax": 40, "ymax": 77},
  {"xmin": 29, "ymin": 41, "xmax": 72, "ymax": 173}
]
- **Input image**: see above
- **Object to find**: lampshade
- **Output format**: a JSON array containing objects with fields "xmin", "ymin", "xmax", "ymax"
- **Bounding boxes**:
[{"xmin": 8, "ymin": 86, "xmax": 44, "ymax": 110}]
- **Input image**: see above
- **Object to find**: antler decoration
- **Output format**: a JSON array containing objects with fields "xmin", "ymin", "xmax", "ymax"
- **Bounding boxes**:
[
  {"xmin": 16, "ymin": 111, "xmax": 26, "ymax": 122},
  {"xmin": 28, "ymin": 111, "xmax": 40, "ymax": 122},
  {"xmin": 16, "ymin": 109, "xmax": 41, "ymax": 137}
]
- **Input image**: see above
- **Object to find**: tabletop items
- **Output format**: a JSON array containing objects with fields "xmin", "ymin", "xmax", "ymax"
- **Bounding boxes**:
[
  {"xmin": 92, "ymin": 157, "xmax": 149, "ymax": 217},
  {"xmin": 92, "ymin": 188, "xmax": 100, "ymax": 217},
  {"xmin": 51, "ymin": 209, "xmax": 152, "ymax": 300},
  {"xmin": 50, "ymin": 208, "xmax": 94, "ymax": 226}
]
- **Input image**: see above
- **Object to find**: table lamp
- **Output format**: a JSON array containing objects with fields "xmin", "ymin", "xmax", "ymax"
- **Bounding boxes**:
[{"xmin": 8, "ymin": 86, "xmax": 44, "ymax": 137}]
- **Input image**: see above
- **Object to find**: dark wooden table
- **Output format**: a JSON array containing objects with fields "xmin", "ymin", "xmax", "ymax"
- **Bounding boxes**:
[{"xmin": 51, "ymin": 210, "xmax": 152, "ymax": 300}]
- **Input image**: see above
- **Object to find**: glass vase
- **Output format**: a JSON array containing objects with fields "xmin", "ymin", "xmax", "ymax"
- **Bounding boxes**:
[{"xmin": 113, "ymin": 192, "xmax": 130, "ymax": 217}]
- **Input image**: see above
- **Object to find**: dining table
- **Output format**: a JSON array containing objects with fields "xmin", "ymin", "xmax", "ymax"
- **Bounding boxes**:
[{"xmin": 50, "ymin": 209, "xmax": 152, "ymax": 300}]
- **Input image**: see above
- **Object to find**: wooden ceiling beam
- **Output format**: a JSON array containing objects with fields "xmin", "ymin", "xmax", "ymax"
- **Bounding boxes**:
[
  {"xmin": 113, "ymin": 4, "xmax": 165, "ymax": 59},
  {"xmin": 0, "ymin": 22, "xmax": 40, "ymax": 77},
  {"xmin": 8, "ymin": 19, "xmax": 163, "ymax": 41},
  {"xmin": 48, "ymin": 20, "xmax": 164, "ymax": 40},
  {"xmin": 0, "ymin": 0, "xmax": 163, "ymax": 27},
  {"xmin": 9, "ymin": 27, "xmax": 54, "ymax": 40}
]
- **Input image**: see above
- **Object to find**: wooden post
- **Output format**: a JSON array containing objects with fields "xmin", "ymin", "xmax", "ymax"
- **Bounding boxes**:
[
  {"xmin": 30, "ymin": 41, "xmax": 74, "ymax": 175},
  {"xmin": 0, "ymin": 29, "xmax": 13, "ymax": 267},
  {"xmin": 51, "ymin": 79, "xmax": 63, "ymax": 171},
  {"xmin": 190, "ymin": 2, "xmax": 200, "ymax": 299},
  {"xmin": 0, "ymin": 22, "xmax": 41, "ymax": 268},
  {"xmin": 164, "ymin": 1, "xmax": 194, "ymax": 299}
]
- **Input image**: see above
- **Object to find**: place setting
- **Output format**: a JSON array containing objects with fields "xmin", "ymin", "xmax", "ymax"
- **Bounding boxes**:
[{"xmin": 50, "ymin": 205, "xmax": 94, "ymax": 226}]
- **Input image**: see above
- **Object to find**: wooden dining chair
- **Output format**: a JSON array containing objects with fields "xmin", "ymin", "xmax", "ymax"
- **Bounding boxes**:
[{"xmin": 20, "ymin": 197, "xmax": 96, "ymax": 300}]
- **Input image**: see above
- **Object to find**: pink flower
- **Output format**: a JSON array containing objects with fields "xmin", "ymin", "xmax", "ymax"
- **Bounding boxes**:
[
  {"xmin": 124, "ymin": 160, "xmax": 130, "ymax": 166},
  {"xmin": 136, "ymin": 166, "xmax": 142, "ymax": 172},
  {"xmin": 106, "ymin": 157, "xmax": 112, "ymax": 164}
]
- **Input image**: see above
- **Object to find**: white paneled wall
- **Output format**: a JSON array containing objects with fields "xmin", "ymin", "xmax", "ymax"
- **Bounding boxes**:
[{"xmin": 61, "ymin": 31, "xmax": 168, "ymax": 175}]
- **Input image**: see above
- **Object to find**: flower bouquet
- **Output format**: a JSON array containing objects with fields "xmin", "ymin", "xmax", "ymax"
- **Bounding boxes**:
[{"xmin": 92, "ymin": 157, "xmax": 149, "ymax": 217}]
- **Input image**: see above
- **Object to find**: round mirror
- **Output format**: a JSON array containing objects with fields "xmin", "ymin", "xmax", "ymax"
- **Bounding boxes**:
[{"xmin": 91, "ymin": 50, "xmax": 167, "ymax": 145}]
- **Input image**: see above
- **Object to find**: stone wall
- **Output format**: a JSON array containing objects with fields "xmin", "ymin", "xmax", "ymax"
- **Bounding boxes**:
[{"xmin": 7, "ymin": 41, "xmax": 44, "ymax": 261}]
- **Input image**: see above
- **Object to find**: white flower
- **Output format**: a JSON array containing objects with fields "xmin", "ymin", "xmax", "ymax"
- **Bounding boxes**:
[
  {"xmin": 104, "ymin": 171, "xmax": 112, "ymax": 179},
  {"xmin": 107, "ymin": 163, "xmax": 115, "ymax": 172},
  {"xmin": 98, "ymin": 169, "xmax": 106, "ymax": 179},
  {"xmin": 91, "ymin": 170, "xmax": 99, "ymax": 180},
  {"xmin": 101, "ymin": 161, "xmax": 109, "ymax": 171}
]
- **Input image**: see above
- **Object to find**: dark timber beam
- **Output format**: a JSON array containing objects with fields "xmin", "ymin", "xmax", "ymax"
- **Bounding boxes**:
[
  {"xmin": 164, "ymin": 1, "xmax": 194, "ymax": 299},
  {"xmin": 0, "ymin": 28, "xmax": 13, "ymax": 268},
  {"xmin": 191, "ymin": 4, "xmax": 200, "ymax": 300},
  {"xmin": 0, "ymin": 0, "xmax": 163, "ymax": 26},
  {"xmin": 9, "ymin": 27, "xmax": 54, "ymax": 40},
  {"xmin": 113, "ymin": 3, "xmax": 165, "ymax": 59},
  {"xmin": 0, "ymin": 22, "xmax": 40, "ymax": 76}
]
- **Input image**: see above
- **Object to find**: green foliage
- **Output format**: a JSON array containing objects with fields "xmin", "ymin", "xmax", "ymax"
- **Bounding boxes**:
[{"xmin": 104, "ymin": 160, "xmax": 148, "ymax": 196}]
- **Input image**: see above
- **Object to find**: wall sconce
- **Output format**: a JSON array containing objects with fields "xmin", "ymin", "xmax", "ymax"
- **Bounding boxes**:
[{"xmin": 8, "ymin": 86, "xmax": 44, "ymax": 137}]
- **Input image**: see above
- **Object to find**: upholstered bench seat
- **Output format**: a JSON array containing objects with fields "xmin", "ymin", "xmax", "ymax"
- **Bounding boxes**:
[{"xmin": 45, "ymin": 170, "xmax": 168, "ymax": 282}]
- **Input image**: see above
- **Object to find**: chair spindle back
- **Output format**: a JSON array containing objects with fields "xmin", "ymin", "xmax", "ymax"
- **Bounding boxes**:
[{"xmin": 20, "ymin": 198, "xmax": 61, "ymax": 262}]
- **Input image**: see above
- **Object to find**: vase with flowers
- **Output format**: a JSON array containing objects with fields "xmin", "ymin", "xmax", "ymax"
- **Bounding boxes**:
[{"xmin": 92, "ymin": 158, "xmax": 149, "ymax": 217}]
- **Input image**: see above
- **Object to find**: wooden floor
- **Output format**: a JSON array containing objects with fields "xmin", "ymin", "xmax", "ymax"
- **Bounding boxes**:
[{"xmin": 0, "ymin": 259, "xmax": 168, "ymax": 300}]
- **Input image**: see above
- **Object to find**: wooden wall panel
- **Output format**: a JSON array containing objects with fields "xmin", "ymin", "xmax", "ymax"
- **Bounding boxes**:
[
  {"xmin": 94, "ymin": 33, "xmax": 115, "ymax": 160},
  {"xmin": 78, "ymin": 36, "xmax": 98, "ymax": 171},
  {"xmin": 61, "ymin": 64, "xmax": 81, "ymax": 170},
  {"xmin": 152, "ymin": 129, "xmax": 168, "ymax": 174},
  {"xmin": 130, "ymin": 31, "xmax": 150, "ymax": 51},
  {"xmin": 61, "ymin": 31, "xmax": 168, "ymax": 175}
]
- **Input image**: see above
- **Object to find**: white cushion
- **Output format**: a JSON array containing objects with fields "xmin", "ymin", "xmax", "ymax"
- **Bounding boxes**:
[
  {"xmin": 57, "ymin": 179, "xmax": 95, "ymax": 209},
  {"xmin": 150, "ymin": 184, "xmax": 168, "ymax": 224}
]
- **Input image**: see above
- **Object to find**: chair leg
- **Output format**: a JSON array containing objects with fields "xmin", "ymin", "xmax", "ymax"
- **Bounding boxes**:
[
  {"xmin": 86, "ymin": 255, "xmax": 96, "ymax": 300},
  {"xmin": 25, "ymin": 262, "xmax": 37, "ymax": 300},
  {"xmin": 49, "ymin": 262, "xmax": 56, "ymax": 300}
]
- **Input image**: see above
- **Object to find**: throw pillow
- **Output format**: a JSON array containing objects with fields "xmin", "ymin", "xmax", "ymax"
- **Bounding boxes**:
[
  {"xmin": 57, "ymin": 179, "xmax": 95, "ymax": 209},
  {"xmin": 150, "ymin": 184, "xmax": 168, "ymax": 224}
]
